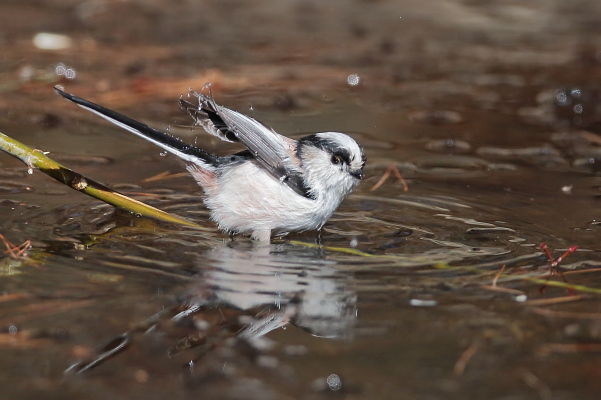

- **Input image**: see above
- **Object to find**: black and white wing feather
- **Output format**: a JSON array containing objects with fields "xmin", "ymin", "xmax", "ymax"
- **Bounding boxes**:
[{"xmin": 180, "ymin": 89, "xmax": 311, "ymax": 198}]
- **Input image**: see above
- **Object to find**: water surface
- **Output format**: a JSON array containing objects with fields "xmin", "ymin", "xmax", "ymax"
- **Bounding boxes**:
[{"xmin": 1, "ymin": 1, "xmax": 601, "ymax": 399}]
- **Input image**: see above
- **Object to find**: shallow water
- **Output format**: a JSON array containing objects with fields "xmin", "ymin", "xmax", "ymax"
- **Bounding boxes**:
[{"xmin": 1, "ymin": 1, "xmax": 601, "ymax": 399}]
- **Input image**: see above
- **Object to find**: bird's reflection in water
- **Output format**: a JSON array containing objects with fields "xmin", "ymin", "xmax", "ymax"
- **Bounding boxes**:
[{"xmin": 66, "ymin": 242, "xmax": 356, "ymax": 373}]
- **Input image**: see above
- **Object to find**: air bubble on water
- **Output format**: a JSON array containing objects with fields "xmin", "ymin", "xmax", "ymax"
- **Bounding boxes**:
[
  {"xmin": 573, "ymin": 104, "xmax": 583, "ymax": 114},
  {"xmin": 27, "ymin": 168, "xmax": 33, "ymax": 175}
]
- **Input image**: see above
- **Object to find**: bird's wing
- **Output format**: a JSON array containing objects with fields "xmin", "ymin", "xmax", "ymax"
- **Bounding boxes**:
[
  {"xmin": 55, "ymin": 87, "xmax": 219, "ymax": 167},
  {"xmin": 180, "ymin": 88, "xmax": 312, "ymax": 198}
]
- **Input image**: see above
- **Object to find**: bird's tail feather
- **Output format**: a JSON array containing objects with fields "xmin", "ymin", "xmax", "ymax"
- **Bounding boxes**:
[{"xmin": 54, "ymin": 86, "xmax": 218, "ymax": 166}]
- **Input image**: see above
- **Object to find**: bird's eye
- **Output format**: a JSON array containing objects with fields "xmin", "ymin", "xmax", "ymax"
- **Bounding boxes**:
[{"xmin": 331, "ymin": 155, "xmax": 342, "ymax": 165}]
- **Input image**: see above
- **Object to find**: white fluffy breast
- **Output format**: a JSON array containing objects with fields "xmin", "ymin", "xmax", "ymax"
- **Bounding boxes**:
[{"xmin": 195, "ymin": 160, "xmax": 341, "ymax": 236}]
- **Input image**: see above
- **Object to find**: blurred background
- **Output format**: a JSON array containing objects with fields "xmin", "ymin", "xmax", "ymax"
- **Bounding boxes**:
[{"xmin": 1, "ymin": 1, "xmax": 601, "ymax": 399}]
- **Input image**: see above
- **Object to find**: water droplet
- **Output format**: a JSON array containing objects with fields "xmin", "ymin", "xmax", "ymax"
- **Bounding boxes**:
[
  {"xmin": 573, "ymin": 104, "xmax": 583, "ymax": 114},
  {"xmin": 55, "ymin": 63, "xmax": 66, "ymax": 76},
  {"xmin": 71, "ymin": 177, "xmax": 88, "ymax": 190},
  {"xmin": 27, "ymin": 168, "xmax": 33, "ymax": 175},
  {"xmin": 347, "ymin": 73, "xmax": 360, "ymax": 86},
  {"xmin": 64, "ymin": 68, "xmax": 76, "ymax": 79},
  {"xmin": 55, "ymin": 63, "xmax": 76, "ymax": 79},
  {"xmin": 555, "ymin": 89, "xmax": 571, "ymax": 106},
  {"xmin": 326, "ymin": 374, "xmax": 342, "ymax": 391},
  {"xmin": 249, "ymin": 104, "xmax": 254, "ymax": 111},
  {"xmin": 159, "ymin": 151, "xmax": 168, "ymax": 157}
]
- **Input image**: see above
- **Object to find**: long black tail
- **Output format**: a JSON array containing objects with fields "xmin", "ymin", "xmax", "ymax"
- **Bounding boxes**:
[{"xmin": 55, "ymin": 87, "xmax": 218, "ymax": 166}]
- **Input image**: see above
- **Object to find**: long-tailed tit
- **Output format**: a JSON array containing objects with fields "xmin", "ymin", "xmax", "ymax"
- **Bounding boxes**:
[{"xmin": 55, "ymin": 84, "xmax": 365, "ymax": 241}]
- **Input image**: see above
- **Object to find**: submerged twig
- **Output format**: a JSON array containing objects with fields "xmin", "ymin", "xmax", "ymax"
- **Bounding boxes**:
[
  {"xmin": 538, "ymin": 343, "xmax": 601, "ymax": 356},
  {"xmin": 142, "ymin": 171, "xmax": 189, "ymax": 182},
  {"xmin": 519, "ymin": 368, "xmax": 552, "ymax": 400},
  {"xmin": 522, "ymin": 295, "xmax": 585, "ymax": 307},
  {"xmin": 0, "ymin": 131, "xmax": 203, "ymax": 229},
  {"xmin": 530, "ymin": 307, "xmax": 601, "ymax": 319},
  {"xmin": 453, "ymin": 343, "xmax": 479, "ymax": 377},
  {"xmin": 0, "ymin": 234, "xmax": 31, "ymax": 260},
  {"xmin": 538, "ymin": 243, "xmax": 578, "ymax": 294},
  {"xmin": 370, "ymin": 164, "xmax": 409, "ymax": 192},
  {"xmin": 289, "ymin": 240, "xmax": 601, "ymax": 296},
  {"xmin": 492, "ymin": 264, "xmax": 506, "ymax": 287},
  {"xmin": 479, "ymin": 284, "xmax": 525, "ymax": 296}
]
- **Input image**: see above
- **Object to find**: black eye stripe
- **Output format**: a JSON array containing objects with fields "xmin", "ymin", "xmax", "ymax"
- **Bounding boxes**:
[
  {"xmin": 298, "ymin": 135, "xmax": 354, "ymax": 165},
  {"xmin": 332, "ymin": 149, "xmax": 351, "ymax": 165}
]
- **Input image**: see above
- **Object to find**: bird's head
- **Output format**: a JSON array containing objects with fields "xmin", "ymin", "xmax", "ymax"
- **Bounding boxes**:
[{"xmin": 297, "ymin": 132, "xmax": 365, "ymax": 199}]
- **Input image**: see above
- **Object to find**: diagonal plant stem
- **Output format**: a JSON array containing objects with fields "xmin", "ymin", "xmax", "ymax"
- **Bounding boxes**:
[{"xmin": 0, "ymin": 131, "xmax": 204, "ymax": 229}]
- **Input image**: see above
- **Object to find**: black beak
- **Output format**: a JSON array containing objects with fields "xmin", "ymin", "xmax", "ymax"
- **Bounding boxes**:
[{"xmin": 350, "ymin": 169, "xmax": 363, "ymax": 180}]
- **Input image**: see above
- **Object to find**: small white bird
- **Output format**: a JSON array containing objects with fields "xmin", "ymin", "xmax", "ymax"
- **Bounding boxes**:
[{"xmin": 55, "ymin": 84, "xmax": 365, "ymax": 241}]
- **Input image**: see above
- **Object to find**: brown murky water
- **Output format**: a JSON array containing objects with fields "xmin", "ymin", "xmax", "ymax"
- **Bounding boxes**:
[{"xmin": 1, "ymin": 1, "xmax": 601, "ymax": 399}]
